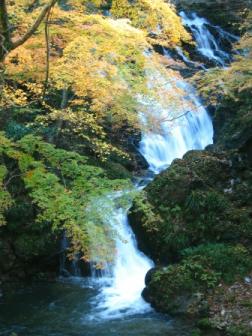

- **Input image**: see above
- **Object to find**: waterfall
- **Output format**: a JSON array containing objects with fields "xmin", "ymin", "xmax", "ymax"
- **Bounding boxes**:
[
  {"xmin": 180, "ymin": 11, "xmax": 238, "ymax": 66},
  {"xmin": 59, "ymin": 232, "xmax": 69, "ymax": 277},
  {"xmin": 89, "ymin": 65, "xmax": 213, "ymax": 319},
  {"xmin": 82, "ymin": 12, "xmax": 233, "ymax": 320}
]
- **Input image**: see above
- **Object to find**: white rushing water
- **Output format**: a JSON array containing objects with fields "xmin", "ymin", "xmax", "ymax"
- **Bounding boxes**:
[
  {"xmin": 84, "ymin": 12, "xmax": 237, "ymax": 320},
  {"xmin": 139, "ymin": 69, "xmax": 213, "ymax": 174},
  {"xmin": 91, "ymin": 203, "xmax": 154, "ymax": 319},
  {"xmin": 180, "ymin": 11, "xmax": 238, "ymax": 67}
]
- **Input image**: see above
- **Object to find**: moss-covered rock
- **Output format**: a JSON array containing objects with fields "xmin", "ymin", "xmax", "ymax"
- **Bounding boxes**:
[
  {"xmin": 130, "ymin": 149, "xmax": 252, "ymax": 263},
  {"xmin": 143, "ymin": 244, "xmax": 252, "ymax": 335},
  {"xmin": 133, "ymin": 147, "xmax": 252, "ymax": 334}
]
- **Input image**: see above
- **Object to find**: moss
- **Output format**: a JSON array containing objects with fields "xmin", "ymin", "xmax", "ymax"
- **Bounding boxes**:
[
  {"xmin": 131, "ymin": 150, "xmax": 252, "ymax": 262},
  {"xmin": 197, "ymin": 318, "xmax": 213, "ymax": 330},
  {"xmin": 14, "ymin": 232, "xmax": 56, "ymax": 259},
  {"xmin": 227, "ymin": 326, "xmax": 252, "ymax": 336},
  {"xmin": 144, "ymin": 244, "xmax": 252, "ymax": 317},
  {"xmin": 190, "ymin": 329, "xmax": 202, "ymax": 336},
  {"xmin": 101, "ymin": 161, "xmax": 132, "ymax": 180},
  {"xmin": 182, "ymin": 244, "xmax": 252, "ymax": 284},
  {"xmin": 140, "ymin": 150, "xmax": 252, "ymax": 330}
]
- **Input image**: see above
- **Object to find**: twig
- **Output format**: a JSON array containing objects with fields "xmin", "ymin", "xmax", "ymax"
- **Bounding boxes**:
[
  {"xmin": 160, "ymin": 110, "xmax": 191, "ymax": 123},
  {"xmin": 42, "ymin": 8, "xmax": 52, "ymax": 101},
  {"xmin": 11, "ymin": 0, "xmax": 58, "ymax": 50},
  {"xmin": 4, "ymin": 172, "xmax": 24, "ymax": 188}
]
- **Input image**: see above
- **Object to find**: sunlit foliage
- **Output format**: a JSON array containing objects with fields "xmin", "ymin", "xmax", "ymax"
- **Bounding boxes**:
[
  {"xmin": 111, "ymin": 0, "xmax": 192, "ymax": 47},
  {"xmin": 2, "ymin": 1, "xmax": 194, "ymax": 160}
]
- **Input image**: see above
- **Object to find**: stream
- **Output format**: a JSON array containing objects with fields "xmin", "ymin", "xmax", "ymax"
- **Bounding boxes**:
[{"xmin": 0, "ymin": 12, "xmax": 236, "ymax": 336}]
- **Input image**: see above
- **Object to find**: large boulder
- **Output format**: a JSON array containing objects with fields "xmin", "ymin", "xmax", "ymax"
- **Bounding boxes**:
[{"xmin": 130, "ymin": 149, "xmax": 252, "ymax": 263}]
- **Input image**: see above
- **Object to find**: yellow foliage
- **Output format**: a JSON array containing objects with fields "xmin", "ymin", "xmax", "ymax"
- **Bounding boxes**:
[
  {"xmin": 50, "ymin": 15, "xmax": 148, "ymax": 122},
  {"xmin": 3, "ymin": 0, "xmax": 193, "ymax": 160},
  {"xmin": 0, "ymin": 86, "xmax": 28, "ymax": 107},
  {"xmin": 111, "ymin": 0, "xmax": 192, "ymax": 47}
]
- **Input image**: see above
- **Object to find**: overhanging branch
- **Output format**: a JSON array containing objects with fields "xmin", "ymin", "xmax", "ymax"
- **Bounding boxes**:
[
  {"xmin": 11, "ymin": 0, "xmax": 57, "ymax": 50},
  {"xmin": 158, "ymin": 111, "xmax": 191, "ymax": 124}
]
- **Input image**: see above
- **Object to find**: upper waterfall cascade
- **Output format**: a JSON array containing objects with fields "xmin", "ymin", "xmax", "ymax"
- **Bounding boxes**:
[{"xmin": 180, "ymin": 11, "xmax": 238, "ymax": 67}]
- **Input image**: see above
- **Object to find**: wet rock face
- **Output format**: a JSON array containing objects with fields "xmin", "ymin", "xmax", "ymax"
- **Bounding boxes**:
[
  {"xmin": 0, "ymin": 233, "xmax": 59, "ymax": 284},
  {"xmin": 173, "ymin": 0, "xmax": 251, "ymax": 34},
  {"xmin": 213, "ymin": 92, "xmax": 252, "ymax": 155}
]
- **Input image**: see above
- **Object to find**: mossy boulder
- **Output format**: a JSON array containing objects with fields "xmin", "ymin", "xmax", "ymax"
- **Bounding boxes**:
[
  {"xmin": 130, "ymin": 149, "xmax": 252, "ymax": 263},
  {"xmin": 143, "ymin": 243, "xmax": 252, "ymax": 316}
]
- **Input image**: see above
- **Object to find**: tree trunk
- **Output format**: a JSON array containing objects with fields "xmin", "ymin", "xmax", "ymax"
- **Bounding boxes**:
[
  {"xmin": 56, "ymin": 88, "xmax": 68, "ymax": 140},
  {"xmin": 48, "ymin": 88, "xmax": 68, "ymax": 144},
  {"xmin": 0, "ymin": 0, "xmax": 11, "ymax": 62}
]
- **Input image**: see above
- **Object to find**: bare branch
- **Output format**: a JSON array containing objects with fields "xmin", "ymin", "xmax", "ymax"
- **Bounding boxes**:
[
  {"xmin": 11, "ymin": 0, "xmax": 57, "ymax": 50},
  {"xmin": 162, "ymin": 110, "xmax": 191, "ymax": 123},
  {"xmin": 4, "ymin": 169, "xmax": 24, "ymax": 188}
]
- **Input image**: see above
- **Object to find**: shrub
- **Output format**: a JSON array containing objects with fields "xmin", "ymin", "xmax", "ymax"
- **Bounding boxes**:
[{"xmin": 182, "ymin": 243, "xmax": 252, "ymax": 283}]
